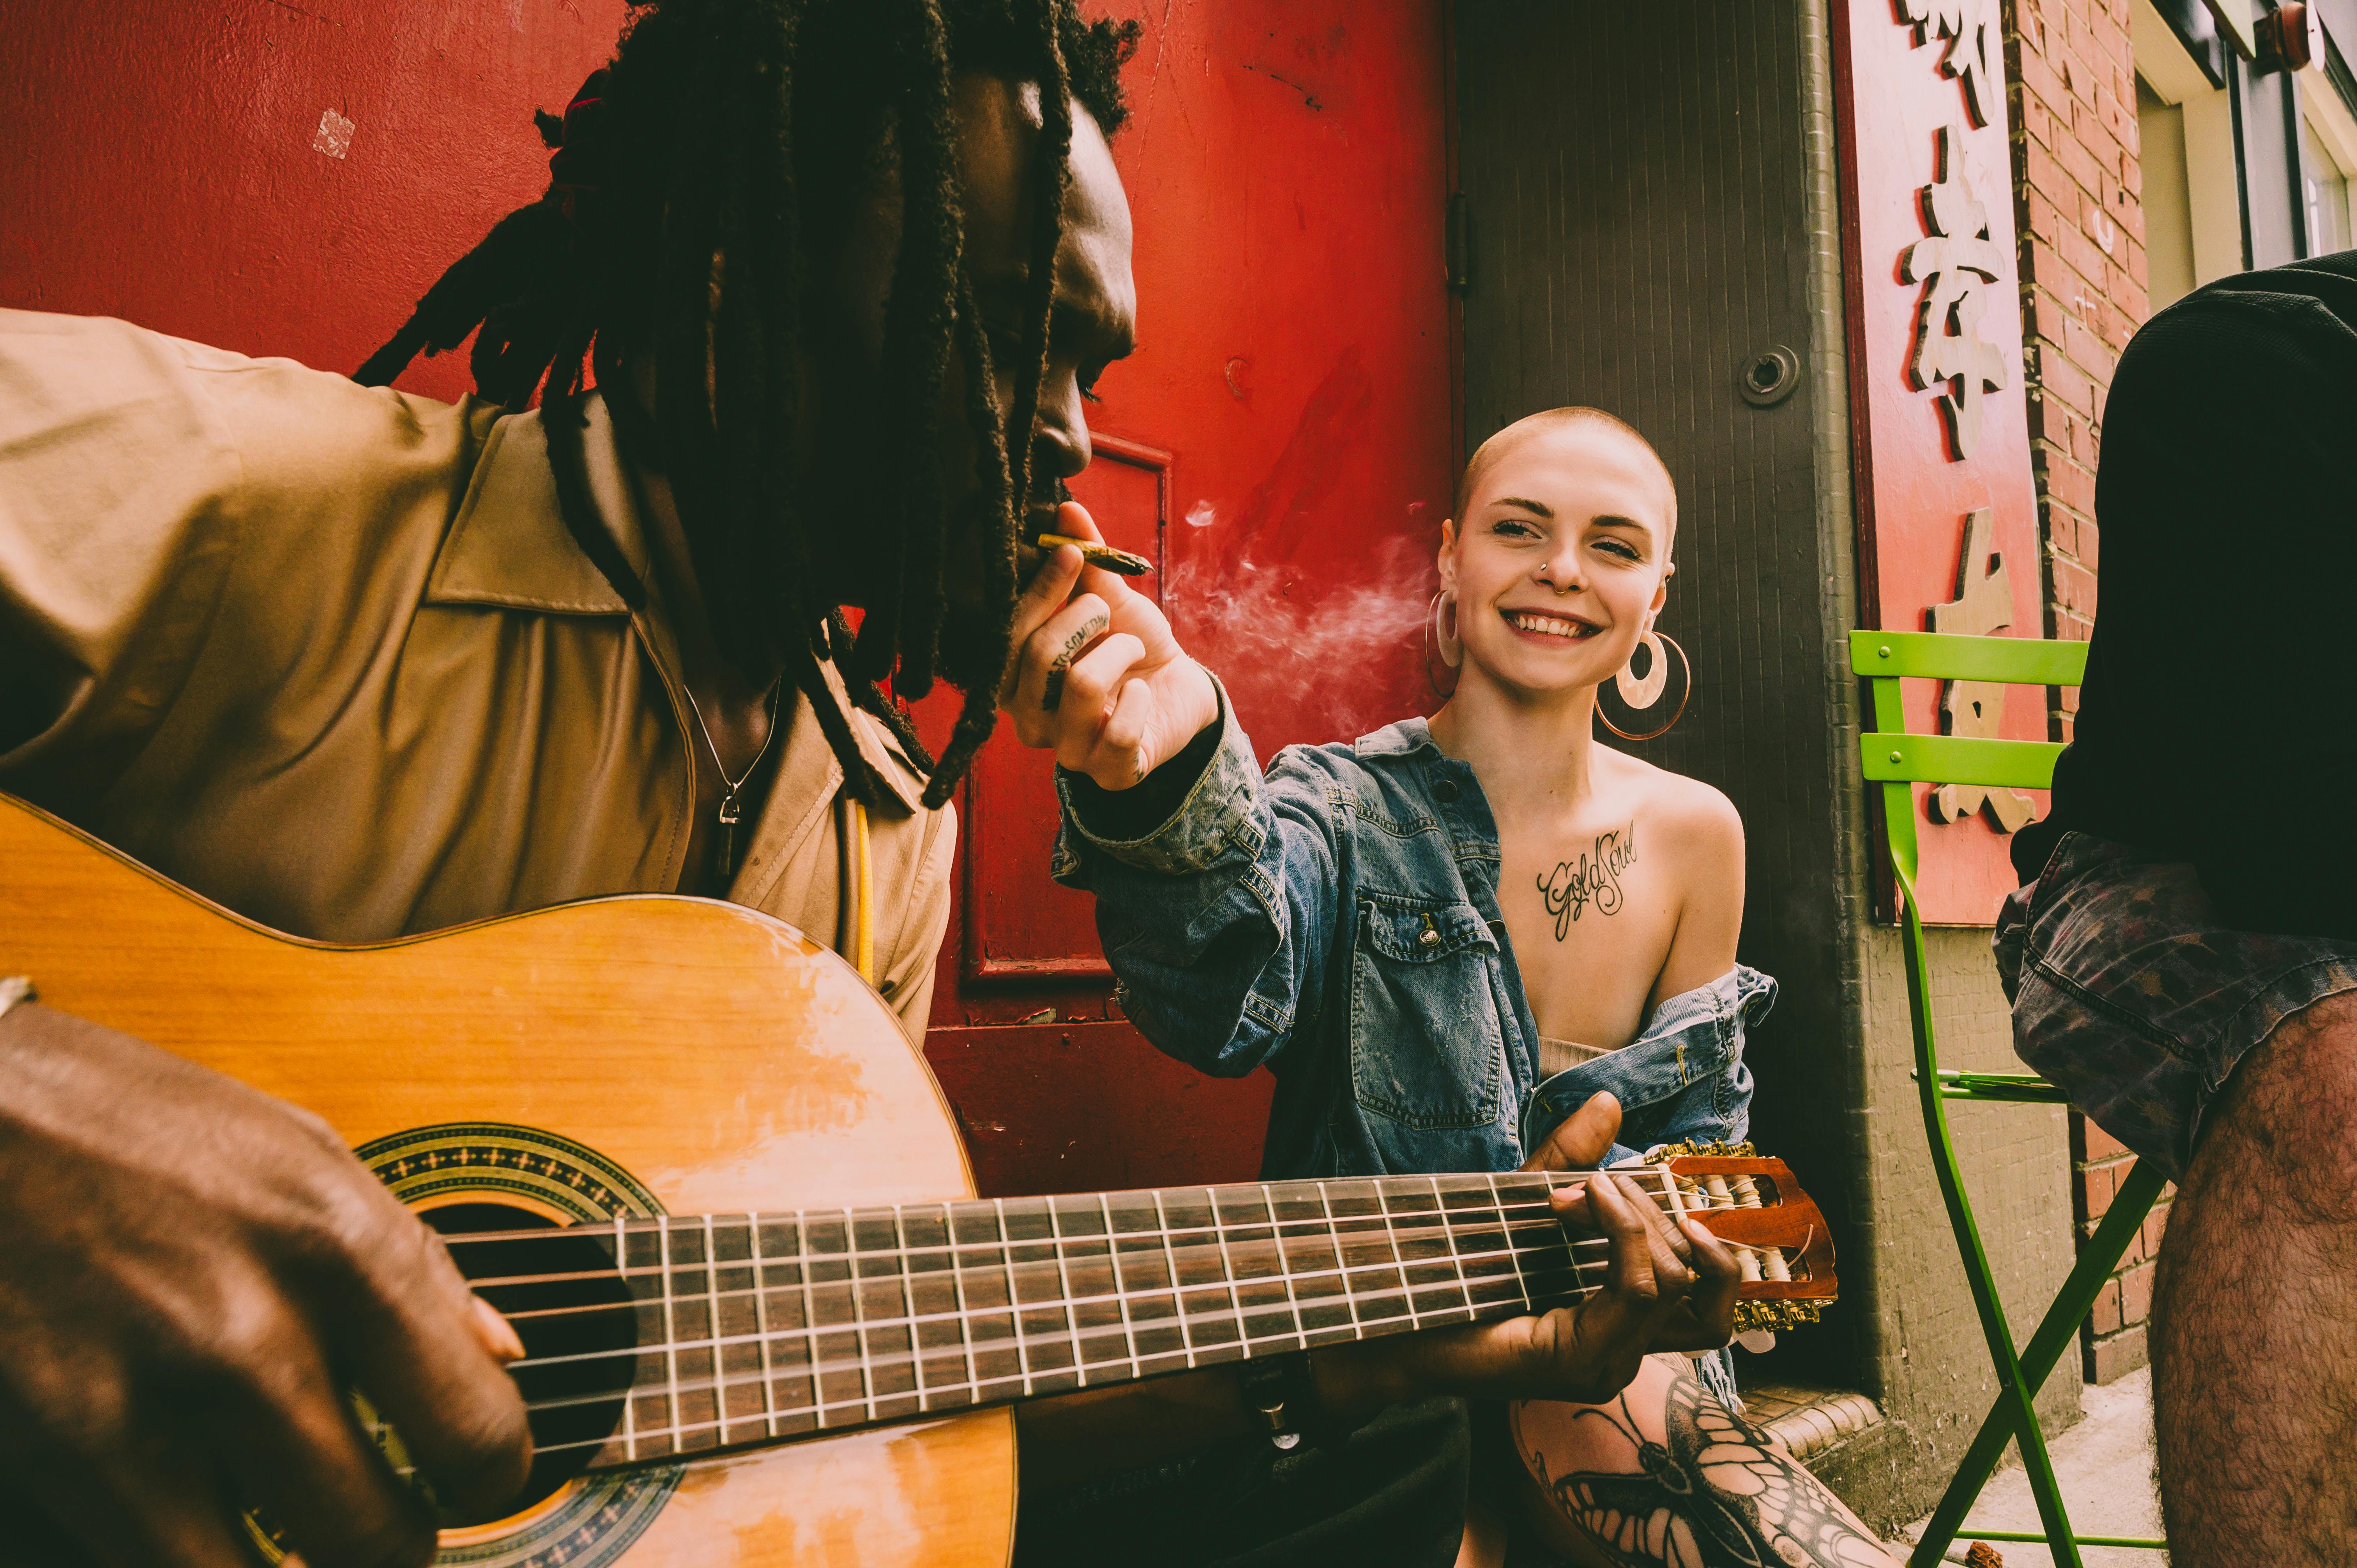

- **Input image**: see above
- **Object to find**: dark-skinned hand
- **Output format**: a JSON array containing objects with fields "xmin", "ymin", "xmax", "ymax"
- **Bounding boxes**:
[{"xmin": 0, "ymin": 1003, "xmax": 531, "ymax": 1568}]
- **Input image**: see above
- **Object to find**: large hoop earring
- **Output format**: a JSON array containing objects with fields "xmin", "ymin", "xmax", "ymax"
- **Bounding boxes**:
[
  {"xmin": 1424, "ymin": 589, "xmax": 1462, "ymax": 698},
  {"xmin": 1597, "ymin": 632, "xmax": 1691, "ymax": 742}
]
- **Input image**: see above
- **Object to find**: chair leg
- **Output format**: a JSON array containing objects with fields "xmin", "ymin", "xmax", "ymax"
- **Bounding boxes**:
[
  {"xmin": 1899, "ymin": 907, "xmax": 2078, "ymax": 1568},
  {"xmin": 1912, "ymin": 1159, "xmax": 2169, "ymax": 1562}
]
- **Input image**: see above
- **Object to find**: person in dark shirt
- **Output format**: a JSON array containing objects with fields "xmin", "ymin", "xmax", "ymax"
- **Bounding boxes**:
[{"xmin": 1997, "ymin": 249, "xmax": 2357, "ymax": 1565}]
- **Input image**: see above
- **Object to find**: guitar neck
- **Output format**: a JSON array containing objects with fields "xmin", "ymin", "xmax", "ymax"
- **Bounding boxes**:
[{"xmin": 463, "ymin": 1170, "xmax": 1606, "ymax": 1472}]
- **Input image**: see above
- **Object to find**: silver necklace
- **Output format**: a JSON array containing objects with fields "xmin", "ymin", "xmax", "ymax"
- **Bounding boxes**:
[{"xmin": 684, "ymin": 682, "xmax": 782, "ymax": 879}]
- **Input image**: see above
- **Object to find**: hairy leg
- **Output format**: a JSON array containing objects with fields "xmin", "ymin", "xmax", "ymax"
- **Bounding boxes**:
[
  {"xmin": 1507, "ymin": 1353, "xmax": 1898, "ymax": 1568},
  {"xmin": 2153, "ymin": 989, "xmax": 2357, "ymax": 1565}
]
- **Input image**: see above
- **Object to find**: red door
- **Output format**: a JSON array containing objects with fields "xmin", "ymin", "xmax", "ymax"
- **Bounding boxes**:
[{"xmin": 917, "ymin": 2, "xmax": 1459, "ymax": 1198}]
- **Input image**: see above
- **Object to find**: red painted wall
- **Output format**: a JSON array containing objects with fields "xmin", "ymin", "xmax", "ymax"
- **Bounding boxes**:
[
  {"xmin": 2, "ymin": 0, "xmax": 1458, "ymax": 1196},
  {"xmin": 0, "ymin": 0, "xmax": 615, "ymax": 405}
]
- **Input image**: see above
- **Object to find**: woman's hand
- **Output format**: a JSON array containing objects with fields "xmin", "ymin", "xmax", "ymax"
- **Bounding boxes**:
[
  {"xmin": 1309, "ymin": 1090, "xmax": 1738, "ymax": 1413},
  {"xmin": 999, "ymin": 501, "xmax": 1218, "ymax": 791}
]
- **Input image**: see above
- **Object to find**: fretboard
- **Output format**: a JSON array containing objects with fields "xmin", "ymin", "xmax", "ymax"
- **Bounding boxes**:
[{"xmin": 464, "ymin": 1171, "xmax": 1602, "ymax": 1471}]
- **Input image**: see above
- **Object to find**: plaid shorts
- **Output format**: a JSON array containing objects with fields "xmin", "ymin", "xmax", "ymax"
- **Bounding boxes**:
[{"xmin": 1995, "ymin": 832, "xmax": 2357, "ymax": 1180}]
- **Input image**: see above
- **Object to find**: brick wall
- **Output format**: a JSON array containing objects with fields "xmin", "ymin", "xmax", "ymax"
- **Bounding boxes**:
[
  {"xmin": 2071, "ymin": 1114, "xmax": 2174, "ymax": 1381},
  {"xmin": 2001, "ymin": 0, "xmax": 2162, "ymax": 1382}
]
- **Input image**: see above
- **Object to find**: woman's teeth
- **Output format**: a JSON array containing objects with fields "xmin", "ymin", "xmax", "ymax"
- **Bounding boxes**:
[{"xmin": 1504, "ymin": 610, "xmax": 1596, "ymax": 639}]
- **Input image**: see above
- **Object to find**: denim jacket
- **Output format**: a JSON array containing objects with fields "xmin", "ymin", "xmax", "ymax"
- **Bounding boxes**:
[{"xmin": 1054, "ymin": 685, "xmax": 1774, "ymax": 1179}]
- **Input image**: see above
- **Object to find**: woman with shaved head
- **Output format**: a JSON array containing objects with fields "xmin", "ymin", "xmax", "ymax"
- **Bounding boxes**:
[{"xmin": 1009, "ymin": 408, "xmax": 1902, "ymax": 1564}]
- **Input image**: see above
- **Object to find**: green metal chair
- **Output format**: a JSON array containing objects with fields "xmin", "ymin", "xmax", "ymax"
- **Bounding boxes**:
[{"xmin": 1850, "ymin": 630, "xmax": 2168, "ymax": 1567}]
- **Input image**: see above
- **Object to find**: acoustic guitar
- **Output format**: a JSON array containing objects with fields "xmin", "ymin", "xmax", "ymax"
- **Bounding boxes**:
[{"xmin": 0, "ymin": 793, "xmax": 1833, "ymax": 1568}]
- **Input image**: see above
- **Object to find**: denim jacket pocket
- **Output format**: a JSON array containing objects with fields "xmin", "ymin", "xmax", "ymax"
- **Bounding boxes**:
[{"xmin": 1348, "ymin": 896, "xmax": 1506, "ymax": 1131}]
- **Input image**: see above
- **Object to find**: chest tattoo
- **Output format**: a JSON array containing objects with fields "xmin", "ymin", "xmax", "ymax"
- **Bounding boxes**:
[{"xmin": 1537, "ymin": 824, "xmax": 1637, "ymax": 939}]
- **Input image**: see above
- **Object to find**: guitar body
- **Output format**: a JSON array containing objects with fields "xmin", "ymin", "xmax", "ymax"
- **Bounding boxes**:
[{"xmin": 0, "ymin": 794, "xmax": 1017, "ymax": 1568}]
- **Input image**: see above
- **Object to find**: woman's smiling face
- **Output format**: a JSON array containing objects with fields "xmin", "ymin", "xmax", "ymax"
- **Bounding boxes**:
[{"xmin": 1439, "ymin": 417, "xmax": 1675, "ymax": 701}]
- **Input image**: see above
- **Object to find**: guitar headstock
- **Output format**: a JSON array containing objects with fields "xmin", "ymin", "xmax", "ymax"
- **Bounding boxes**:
[{"xmin": 1621, "ymin": 1141, "xmax": 1837, "ymax": 1333}]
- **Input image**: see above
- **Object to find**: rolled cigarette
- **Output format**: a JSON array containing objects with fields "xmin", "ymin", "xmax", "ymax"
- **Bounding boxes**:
[{"xmin": 1036, "ymin": 532, "xmax": 1152, "ymax": 576}]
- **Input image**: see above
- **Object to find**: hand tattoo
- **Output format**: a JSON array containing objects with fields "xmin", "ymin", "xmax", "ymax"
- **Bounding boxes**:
[
  {"xmin": 1537, "ymin": 825, "xmax": 1636, "ymax": 939},
  {"xmin": 1040, "ymin": 613, "xmax": 1109, "ymax": 711},
  {"xmin": 1516, "ymin": 1364, "xmax": 1898, "ymax": 1567}
]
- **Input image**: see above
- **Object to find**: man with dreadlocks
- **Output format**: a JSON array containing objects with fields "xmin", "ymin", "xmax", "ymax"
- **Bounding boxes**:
[{"xmin": 0, "ymin": 3, "xmax": 1739, "ymax": 1564}]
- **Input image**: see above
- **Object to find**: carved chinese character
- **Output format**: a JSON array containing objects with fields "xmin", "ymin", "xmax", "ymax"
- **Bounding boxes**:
[
  {"xmin": 1898, "ymin": 0, "xmax": 1998, "ymax": 127},
  {"xmin": 1927, "ymin": 507, "xmax": 2036, "ymax": 833},
  {"xmin": 1902, "ymin": 123, "xmax": 2010, "ymax": 461}
]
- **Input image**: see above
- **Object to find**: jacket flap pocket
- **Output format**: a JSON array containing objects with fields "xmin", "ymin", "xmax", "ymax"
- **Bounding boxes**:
[{"xmin": 1362, "ymin": 898, "xmax": 1497, "ymax": 963}]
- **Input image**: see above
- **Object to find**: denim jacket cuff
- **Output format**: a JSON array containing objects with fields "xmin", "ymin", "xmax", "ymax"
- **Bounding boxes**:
[{"xmin": 1055, "ymin": 669, "xmax": 1260, "ymax": 878}]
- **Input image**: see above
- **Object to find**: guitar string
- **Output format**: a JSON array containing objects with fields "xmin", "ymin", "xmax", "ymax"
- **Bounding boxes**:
[
  {"xmin": 494, "ymin": 1212, "xmax": 1748, "ymax": 1383},
  {"xmin": 482, "ymin": 1263, "xmax": 1631, "ymax": 1464},
  {"xmin": 473, "ymin": 1201, "xmax": 1763, "ymax": 1346},
  {"xmin": 448, "ymin": 1182, "xmax": 1753, "ymax": 1294},
  {"xmin": 505, "ymin": 1248, "xmax": 1600, "ymax": 1426},
  {"xmin": 463, "ymin": 1201, "xmax": 1645, "ymax": 1296},
  {"xmin": 382, "ymin": 1263, "xmax": 1626, "ymax": 1481},
  {"xmin": 433, "ymin": 1169, "xmax": 1746, "ymax": 1255},
  {"xmin": 459, "ymin": 1201, "xmax": 1786, "ymax": 1354},
  {"xmin": 505, "ymin": 1220, "xmax": 1598, "ymax": 1381}
]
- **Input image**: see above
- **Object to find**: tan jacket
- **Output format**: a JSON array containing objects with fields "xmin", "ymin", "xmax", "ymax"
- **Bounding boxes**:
[{"xmin": 0, "ymin": 310, "xmax": 953, "ymax": 1040}]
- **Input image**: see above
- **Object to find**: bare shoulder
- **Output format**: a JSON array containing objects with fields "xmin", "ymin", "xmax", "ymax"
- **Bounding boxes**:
[{"xmin": 1595, "ymin": 747, "xmax": 1744, "ymax": 853}]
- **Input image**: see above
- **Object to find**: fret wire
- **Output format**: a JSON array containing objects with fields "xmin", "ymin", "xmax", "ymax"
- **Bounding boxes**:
[
  {"xmin": 1100, "ymin": 1193, "xmax": 1143, "ymax": 1382},
  {"xmin": 949, "ymin": 1206, "xmax": 981, "ymax": 1406},
  {"xmin": 1483, "ymin": 1173, "xmax": 1532, "ymax": 1314},
  {"xmin": 515, "ymin": 1250, "xmax": 1609, "ymax": 1426},
  {"xmin": 1316, "ymin": 1181, "xmax": 1365, "ymax": 1340},
  {"xmin": 702, "ymin": 1213, "xmax": 726, "ymax": 1447},
  {"xmin": 1153, "ymin": 1189, "xmax": 1198, "ymax": 1369},
  {"xmin": 510, "ymin": 1263, "xmax": 1619, "ymax": 1463},
  {"xmin": 660, "ymin": 1217, "xmax": 685, "ymax": 1458},
  {"xmin": 847, "ymin": 1209, "xmax": 878, "ymax": 1426},
  {"xmin": 798, "ymin": 1215, "xmax": 823, "ymax": 1427},
  {"xmin": 1430, "ymin": 1175, "xmax": 1477, "ymax": 1319},
  {"xmin": 1373, "ymin": 1181, "xmax": 1420, "ymax": 1329},
  {"xmin": 1262, "ymin": 1183, "xmax": 1310, "ymax": 1352},
  {"xmin": 616, "ymin": 1210, "xmax": 638, "ymax": 1462},
  {"xmin": 892, "ymin": 1204, "xmax": 925, "ymax": 1414},
  {"xmin": 749, "ymin": 1211, "xmax": 779, "ymax": 1441},
  {"xmin": 1207, "ymin": 1187, "xmax": 1251, "ymax": 1354},
  {"xmin": 1044, "ymin": 1199, "xmax": 1088, "ymax": 1385},
  {"xmin": 995, "ymin": 1198, "xmax": 1035, "ymax": 1397}
]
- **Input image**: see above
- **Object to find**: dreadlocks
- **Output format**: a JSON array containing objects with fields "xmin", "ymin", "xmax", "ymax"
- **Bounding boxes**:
[{"xmin": 356, "ymin": 0, "xmax": 1139, "ymax": 809}]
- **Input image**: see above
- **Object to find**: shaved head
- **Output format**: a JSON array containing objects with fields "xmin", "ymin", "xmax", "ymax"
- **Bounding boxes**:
[{"xmin": 1454, "ymin": 407, "xmax": 1677, "ymax": 544}]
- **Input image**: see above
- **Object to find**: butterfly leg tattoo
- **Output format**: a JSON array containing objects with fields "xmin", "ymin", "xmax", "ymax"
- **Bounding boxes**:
[{"xmin": 1509, "ymin": 1355, "xmax": 1901, "ymax": 1568}]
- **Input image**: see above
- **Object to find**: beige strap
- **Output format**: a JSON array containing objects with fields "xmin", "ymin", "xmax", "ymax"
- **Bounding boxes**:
[{"xmin": 0, "ymin": 975, "xmax": 33, "ymax": 1023}]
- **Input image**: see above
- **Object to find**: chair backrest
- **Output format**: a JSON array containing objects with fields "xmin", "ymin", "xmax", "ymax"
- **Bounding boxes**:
[{"xmin": 1847, "ymin": 630, "xmax": 2088, "ymax": 912}]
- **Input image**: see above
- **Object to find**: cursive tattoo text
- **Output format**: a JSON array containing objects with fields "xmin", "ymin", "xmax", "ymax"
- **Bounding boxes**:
[
  {"xmin": 1537, "ymin": 825, "xmax": 1636, "ymax": 939},
  {"xmin": 1040, "ymin": 613, "xmax": 1110, "ymax": 711}
]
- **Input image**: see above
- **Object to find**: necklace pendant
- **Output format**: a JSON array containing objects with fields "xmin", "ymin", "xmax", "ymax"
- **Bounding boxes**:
[{"xmin": 716, "ymin": 791, "xmax": 742, "ymax": 879}]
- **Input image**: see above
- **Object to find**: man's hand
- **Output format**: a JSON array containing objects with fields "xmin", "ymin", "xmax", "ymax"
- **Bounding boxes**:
[
  {"xmin": 0, "ymin": 1004, "xmax": 531, "ymax": 1568},
  {"xmin": 1000, "ymin": 500, "xmax": 1219, "ymax": 790}
]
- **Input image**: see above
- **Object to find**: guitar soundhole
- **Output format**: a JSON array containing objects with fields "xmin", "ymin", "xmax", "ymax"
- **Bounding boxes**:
[{"xmin": 426, "ymin": 1203, "xmax": 638, "ymax": 1519}]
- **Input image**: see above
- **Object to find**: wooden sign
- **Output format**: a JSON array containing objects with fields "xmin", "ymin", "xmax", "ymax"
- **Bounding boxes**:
[{"xmin": 1835, "ymin": 0, "xmax": 2050, "ymax": 924}]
